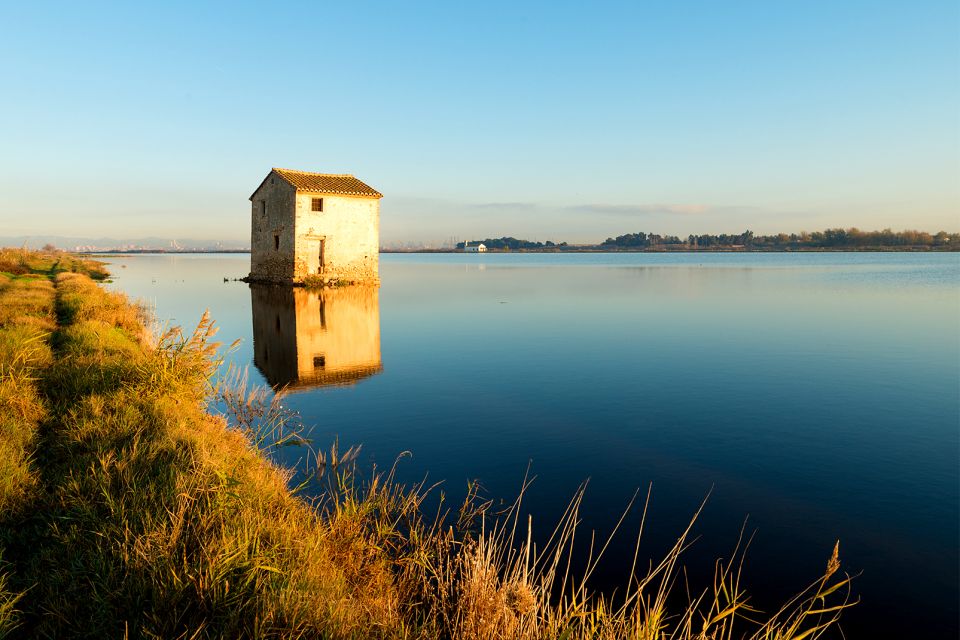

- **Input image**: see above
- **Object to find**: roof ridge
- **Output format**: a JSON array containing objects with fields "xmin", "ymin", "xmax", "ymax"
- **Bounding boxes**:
[
  {"xmin": 273, "ymin": 167, "xmax": 355, "ymax": 178},
  {"xmin": 252, "ymin": 167, "xmax": 382, "ymax": 200}
]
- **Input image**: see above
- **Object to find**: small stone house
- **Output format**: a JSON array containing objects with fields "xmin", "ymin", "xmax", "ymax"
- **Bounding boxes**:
[
  {"xmin": 463, "ymin": 243, "xmax": 487, "ymax": 253},
  {"xmin": 248, "ymin": 168, "xmax": 382, "ymax": 285}
]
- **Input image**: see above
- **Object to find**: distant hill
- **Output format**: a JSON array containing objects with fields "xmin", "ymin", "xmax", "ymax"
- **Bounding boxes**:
[{"xmin": 0, "ymin": 235, "xmax": 249, "ymax": 252}]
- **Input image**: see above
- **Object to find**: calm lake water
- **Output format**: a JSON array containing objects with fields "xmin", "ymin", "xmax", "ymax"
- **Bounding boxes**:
[{"xmin": 104, "ymin": 252, "xmax": 960, "ymax": 638}]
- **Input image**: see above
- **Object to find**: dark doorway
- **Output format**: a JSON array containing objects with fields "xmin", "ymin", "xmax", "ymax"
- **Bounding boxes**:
[{"xmin": 318, "ymin": 239, "xmax": 325, "ymax": 274}]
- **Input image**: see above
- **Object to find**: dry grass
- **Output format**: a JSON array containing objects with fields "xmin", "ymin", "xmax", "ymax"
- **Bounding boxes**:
[
  {"xmin": 0, "ymin": 258, "xmax": 60, "ymax": 638},
  {"xmin": 0, "ymin": 272, "xmax": 54, "ymax": 514},
  {"xmin": 0, "ymin": 249, "xmax": 856, "ymax": 639},
  {"xmin": 0, "ymin": 247, "xmax": 108, "ymax": 282}
]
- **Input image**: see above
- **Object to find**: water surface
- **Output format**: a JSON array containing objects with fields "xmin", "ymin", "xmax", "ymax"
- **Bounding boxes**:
[{"xmin": 105, "ymin": 252, "xmax": 960, "ymax": 638}]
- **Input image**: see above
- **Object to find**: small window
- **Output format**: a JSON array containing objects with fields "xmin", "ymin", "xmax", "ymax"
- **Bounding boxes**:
[
  {"xmin": 274, "ymin": 234, "xmax": 280, "ymax": 251},
  {"xmin": 261, "ymin": 200, "xmax": 266, "ymax": 216},
  {"xmin": 311, "ymin": 197, "xmax": 324, "ymax": 212},
  {"xmin": 313, "ymin": 355, "xmax": 326, "ymax": 369}
]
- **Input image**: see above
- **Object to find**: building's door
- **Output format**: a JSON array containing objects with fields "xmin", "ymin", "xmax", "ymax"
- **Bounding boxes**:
[{"xmin": 318, "ymin": 239, "xmax": 325, "ymax": 274}]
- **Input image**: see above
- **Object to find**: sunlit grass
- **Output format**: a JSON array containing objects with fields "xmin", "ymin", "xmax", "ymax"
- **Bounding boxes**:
[
  {"xmin": 0, "ymin": 257, "xmax": 61, "ymax": 637},
  {"xmin": 0, "ymin": 247, "xmax": 108, "ymax": 281},
  {"xmin": 0, "ymin": 271, "xmax": 53, "ymax": 513}
]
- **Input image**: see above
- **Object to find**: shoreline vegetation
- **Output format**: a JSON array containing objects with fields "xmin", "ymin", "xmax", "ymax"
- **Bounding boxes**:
[
  {"xmin": 0, "ymin": 247, "xmax": 855, "ymax": 638},
  {"xmin": 450, "ymin": 228, "xmax": 960, "ymax": 252}
]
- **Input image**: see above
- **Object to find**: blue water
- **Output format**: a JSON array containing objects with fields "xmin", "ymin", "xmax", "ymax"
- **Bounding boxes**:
[{"xmin": 105, "ymin": 252, "xmax": 960, "ymax": 638}]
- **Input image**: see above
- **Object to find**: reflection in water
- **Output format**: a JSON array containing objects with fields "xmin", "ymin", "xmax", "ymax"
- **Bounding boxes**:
[{"xmin": 251, "ymin": 285, "xmax": 382, "ymax": 391}]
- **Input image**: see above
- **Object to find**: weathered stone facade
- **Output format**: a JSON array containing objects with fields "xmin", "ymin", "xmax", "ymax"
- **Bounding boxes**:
[
  {"xmin": 250, "ymin": 173, "xmax": 298, "ymax": 281},
  {"xmin": 248, "ymin": 168, "xmax": 382, "ymax": 285}
]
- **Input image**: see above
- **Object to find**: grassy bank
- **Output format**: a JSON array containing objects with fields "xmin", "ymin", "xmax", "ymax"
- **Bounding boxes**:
[{"xmin": 0, "ymin": 249, "xmax": 854, "ymax": 639}]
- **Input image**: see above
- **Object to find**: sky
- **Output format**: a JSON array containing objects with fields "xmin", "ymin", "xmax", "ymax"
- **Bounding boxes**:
[{"xmin": 1, "ymin": 0, "xmax": 957, "ymax": 246}]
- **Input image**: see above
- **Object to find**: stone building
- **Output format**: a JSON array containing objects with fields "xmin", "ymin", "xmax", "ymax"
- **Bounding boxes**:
[
  {"xmin": 251, "ymin": 284, "xmax": 382, "ymax": 391},
  {"xmin": 248, "ymin": 168, "xmax": 382, "ymax": 285}
]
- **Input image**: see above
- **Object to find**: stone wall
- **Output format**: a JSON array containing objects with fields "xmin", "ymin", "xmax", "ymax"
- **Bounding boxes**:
[
  {"xmin": 249, "ymin": 176, "xmax": 297, "ymax": 283},
  {"xmin": 293, "ymin": 193, "xmax": 380, "ymax": 284}
]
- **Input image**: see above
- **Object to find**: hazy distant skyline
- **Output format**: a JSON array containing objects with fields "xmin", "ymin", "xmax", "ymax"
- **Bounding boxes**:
[{"xmin": 1, "ymin": 1, "xmax": 957, "ymax": 244}]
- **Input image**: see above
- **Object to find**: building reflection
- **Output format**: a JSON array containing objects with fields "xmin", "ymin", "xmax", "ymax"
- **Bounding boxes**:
[{"xmin": 251, "ymin": 285, "xmax": 382, "ymax": 391}]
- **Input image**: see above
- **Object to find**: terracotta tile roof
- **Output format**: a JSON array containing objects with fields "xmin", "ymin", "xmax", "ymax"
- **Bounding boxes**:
[{"xmin": 272, "ymin": 168, "xmax": 382, "ymax": 198}]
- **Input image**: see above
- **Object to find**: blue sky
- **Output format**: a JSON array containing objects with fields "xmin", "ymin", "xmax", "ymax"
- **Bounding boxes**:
[{"xmin": 1, "ymin": 1, "xmax": 957, "ymax": 245}]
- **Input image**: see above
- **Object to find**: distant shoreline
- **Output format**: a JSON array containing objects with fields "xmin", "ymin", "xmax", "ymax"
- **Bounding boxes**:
[
  {"xmin": 80, "ymin": 249, "xmax": 252, "ymax": 255},
  {"xmin": 381, "ymin": 246, "xmax": 960, "ymax": 254},
  {"xmin": 82, "ymin": 246, "xmax": 959, "ymax": 256}
]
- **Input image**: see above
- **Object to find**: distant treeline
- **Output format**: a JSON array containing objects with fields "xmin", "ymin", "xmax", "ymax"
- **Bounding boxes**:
[
  {"xmin": 602, "ymin": 228, "xmax": 960, "ymax": 249},
  {"xmin": 457, "ymin": 229, "xmax": 959, "ymax": 251},
  {"xmin": 456, "ymin": 237, "xmax": 568, "ymax": 250}
]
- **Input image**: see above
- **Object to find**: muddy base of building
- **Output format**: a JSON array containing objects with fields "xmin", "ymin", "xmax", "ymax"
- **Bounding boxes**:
[{"xmin": 242, "ymin": 274, "xmax": 380, "ymax": 288}]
